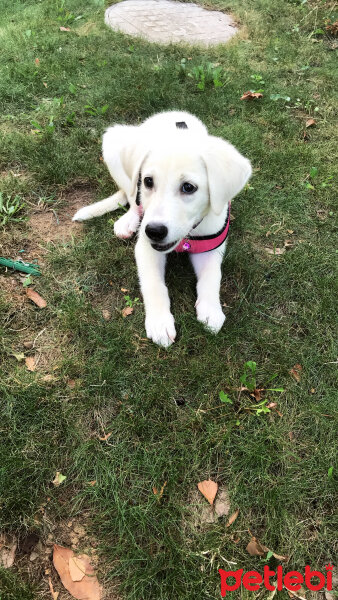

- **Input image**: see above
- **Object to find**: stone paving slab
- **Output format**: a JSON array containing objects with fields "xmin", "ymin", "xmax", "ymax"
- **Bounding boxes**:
[{"xmin": 105, "ymin": 0, "xmax": 238, "ymax": 46}]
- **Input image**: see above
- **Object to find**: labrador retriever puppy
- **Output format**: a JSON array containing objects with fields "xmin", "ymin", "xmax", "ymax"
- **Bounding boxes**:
[{"xmin": 73, "ymin": 111, "xmax": 251, "ymax": 347}]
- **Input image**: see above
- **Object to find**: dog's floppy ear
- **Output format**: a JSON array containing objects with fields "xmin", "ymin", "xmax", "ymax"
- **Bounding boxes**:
[{"xmin": 203, "ymin": 135, "xmax": 252, "ymax": 215}]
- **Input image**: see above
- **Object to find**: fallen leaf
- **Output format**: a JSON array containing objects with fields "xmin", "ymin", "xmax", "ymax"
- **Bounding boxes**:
[
  {"xmin": 289, "ymin": 363, "xmax": 302, "ymax": 382},
  {"xmin": 101, "ymin": 309, "xmax": 111, "ymax": 321},
  {"xmin": 69, "ymin": 555, "xmax": 86, "ymax": 582},
  {"xmin": 98, "ymin": 432, "xmax": 112, "ymax": 442},
  {"xmin": 52, "ymin": 472, "xmax": 66, "ymax": 486},
  {"xmin": 266, "ymin": 402, "xmax": 278, "ymax": 409},
  {"xmin": 306, "ymin": 118, "xmax": 316, "ymax": 128},
  {"xmin": 246, "ymin": 536, "xmax": 268, "ymax": 556},
  {"xmin": 197, "ymin": 479, "xmax": 218, "ymax": 505},
  {"xmin": 226, "ymin": 508, "xmax": 239, "ymax": 527},
  {"xmin": 48, "ymin": 577, "xmax": 59, "ymax": 600},
  {"xmin": 246, "ymin": 537, "xmax": 288, "ymax": 561},
  {"xmin": 265, "ymin": 247, "xmax": 286, "ymax": 255},
  {"xmin": 153, "ymin": 481, "xmax": 167, "ymax": 499},
  {"xmin": 250, "ymin": 388, "xmax": 264, "ymax": 402},
  {"xmin": 12, "ymin": 352, "xmax": 25, "ymax": 361},
  {"xmin": 287, "ymin": 586, "xmax": 307, "ymax": 600},
  {"xmin": 23, "ymin": 341, "xmax": 33, "ymax": 348},
  {"xmin": 26, "ymin": 288, "xmax": 47, "ymax": 308},
  {"xmin": 59, "ymin": 26, "xmax": 71, "ymax": 31},
  {"xmin": 0, "ymin": 536, "xmax": 17, "ymax": 568},
  {"xmin": 287, "ymin": 229, "xmax": 294, "ymax": 234},
  {"xmin": 67, "ymin": 379, "xmax": 76, "ymax": 389},
  {"xmin": 88, "ymin": 480, "xmax": 96, "ymax": 486},
  {"xmin": 53, "ymin": 545, "xmax": 101, "ymax": 600},
  {"xmin": 43, "ymin": 82, "xmax": 48, "ymax": 88},
  {"xmin": 120, "ymin": 287, "xmax": 129, "ymax": 292},
  {"xmin": 35, "ymin": 58, "xmax": 40, "ymax": 65},
  {"xmin": 122, "ymin": 306, "xmax": 133, "ymax": 318},
  {"xmin": 25, "ymin": 356, "xmax": 36, "ymax": 371},
  {"xmin": 42, "ymin": 374, "xmax": 57, "ymax": 383},
  {"xmin": 240, "ymin": 91, "xmax": 263, "ymax": 100}
]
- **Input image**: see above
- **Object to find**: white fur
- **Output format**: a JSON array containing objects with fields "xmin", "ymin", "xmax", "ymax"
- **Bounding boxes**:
[{"xmin": 73, "ymin": 111, "xmax": 252, "ymax": 347}]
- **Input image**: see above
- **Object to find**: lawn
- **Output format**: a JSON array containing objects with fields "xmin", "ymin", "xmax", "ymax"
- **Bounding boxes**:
[{"xmin": 0, "ymin": 0, "xmax": 337, "ymax": 598}]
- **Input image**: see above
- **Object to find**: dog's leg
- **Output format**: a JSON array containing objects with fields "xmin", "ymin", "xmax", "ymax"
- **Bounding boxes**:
[
  {"xmin": 113, "ymin": 204, "xmax": 141, "ymax": 239},
  {"xmin": 72, "ymin": 190, "xmax": 127, "ymax": 222},
  {"xmin": 190, "ymin": 244, "xmax": 226, "ymax": 333},
  {"xmin": 135, "ymin": 236, "xmax": 176, "ymax": 347}
]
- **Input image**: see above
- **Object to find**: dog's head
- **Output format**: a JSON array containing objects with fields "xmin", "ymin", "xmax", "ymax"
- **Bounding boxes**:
[{"xmin": 130, "ymin": 134, "xmax": 252, "ymax": 252}]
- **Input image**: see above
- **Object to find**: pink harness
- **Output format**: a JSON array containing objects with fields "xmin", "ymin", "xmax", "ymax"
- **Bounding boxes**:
[{"xmin": 174, "ymin": 204, "xmax": 231, "ymax": 253}]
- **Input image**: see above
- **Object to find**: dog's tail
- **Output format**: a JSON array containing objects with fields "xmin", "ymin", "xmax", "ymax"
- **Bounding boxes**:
[{"xmin": 72, "ymin": 190, "xmax": 128, "ymax": 221}]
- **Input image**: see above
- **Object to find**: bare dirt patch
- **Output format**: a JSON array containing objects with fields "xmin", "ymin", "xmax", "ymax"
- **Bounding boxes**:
[{"xmin": 28, "ymin": 188, "xmax": 90, "ymax": 250}]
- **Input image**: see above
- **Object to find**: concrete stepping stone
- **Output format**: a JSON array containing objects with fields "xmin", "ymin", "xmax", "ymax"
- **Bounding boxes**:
[{"xmin": 105, "ymin": 0, "xmax": 238, "ymax": 46}]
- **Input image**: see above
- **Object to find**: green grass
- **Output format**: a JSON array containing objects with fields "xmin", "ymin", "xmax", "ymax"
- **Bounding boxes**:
[{"xmin": 0, "ymin": 0, "xmax": 337, "ymax": 598}]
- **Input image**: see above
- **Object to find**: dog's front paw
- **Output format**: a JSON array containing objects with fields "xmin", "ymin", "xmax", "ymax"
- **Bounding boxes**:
[
  {"xmin": 196, "ymin": 300, "xmax": 225, "ymax": 334},
  {"xmin": 114, "ymin": 211, "xmax": 140, "ymax": 239},
  {"xmin": 145, "ymin": 311, "xmax": 176, "ymax": 348},
  {"xmin": 72, "ymin": 206, "xmax": 94, "ymax": 222}
]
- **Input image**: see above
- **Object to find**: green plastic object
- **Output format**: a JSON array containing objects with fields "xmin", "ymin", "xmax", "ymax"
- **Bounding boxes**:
[{"xmin": 0, "ymin": 257, "xmax": 41, "ymax": 276}]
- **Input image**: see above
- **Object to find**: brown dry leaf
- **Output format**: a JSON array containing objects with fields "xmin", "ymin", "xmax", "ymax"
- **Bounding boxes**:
[
  {"xmin": 25, "ymin": 356, "xmax": 36, "ymax": 371},
  {"xmin": 226, "ymin": 508, "xmax": 239, "ymax": 527},
  {"xmin": 48, "ymin": 577, "xmax": 59, "ymax": 600},
  {"xmin": 101, "ymin": 309, "xmax": 111, "ymax": 321},
  {"xmin": 43, "ymin": 82, "xmax": 48, "ymax": 88},
  {"xmin": 306, "ymin": 118, "xmax": 316, "ymax": 128},
  {"xmin": 0, "ymin": 536, "xmax": 17, "ymax": 568},
  {"xmin": 240, "ymin": 91, "xmax": 263, "ymax": 100},
  {"xmin": 287, "ymin": 229, "xmax": 294, "ymax": 234},
  {"xmin": 153, "ymin": 481, "xmax": 167, "ymax": 499},
  {"xmin": 289, "ymin": 363, "xmax": 302, "ymax": 382},
  {"xmin": 246, "ymin": 536, "xmax": 269, "ymax": 556},
  {"xmin": 59, "ymin": 26, "xmax": 71, "ymax": 32},
  {"xmin": 197, "ymin": 479, "xmax": 218, "ymax": 505},
  {"xmin": 265, "ymin": 247, "xmax": 286, "ymax": 255},
  {"xmin": 120, "ymin": 287, "xmax": 129, "ymax": 292},
  {"xmin": 287, "ymin": 586, "xmax": 307, "ymax": 600},
  {"xmin": 26, "ymin": 288, "xmax": 47, "ymax": 308},
  {"xmin": 267, "ymin": 402, "xmax": 278, "ymax": 409},
  {"xmin": 88, "ymin": 480, "xmax": 97, "ymax": 486},
  {"xmin": 67, "ymin": 379, "xmax": 77, "ymax": 389},
  {"xmin": 98, "ymin": 432, "xmax": 112, "ymax": 442},
  {"xmin": 42, "ymin": 374, "xmax": 57, "ymax": 383},
  {"xmin": 53, "ymin": 545, "xmax": 101, "ymax": 600},
  {"xmin": 69, "ymin": 556, "xmax": 86, "ymax": 582},
  {"xmin": 250, "ymin": 388, "xmax": 264, "ymax": 402},
  {"xmin": 272, "ymin": 550, "xmax": 288, "ymax": 561},
  {"xmin": 122, "ymin": 306, "xmax": 133, "ymax": 318}
]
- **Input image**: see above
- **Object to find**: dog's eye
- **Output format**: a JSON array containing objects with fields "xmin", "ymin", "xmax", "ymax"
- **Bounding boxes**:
[
  {"xmin": 144, "ymin": 177, "xmax": 154, "ymax": 189},
  {"xmin": 181, "ymin": 182, "xmax": 197, "ymax": 194}
]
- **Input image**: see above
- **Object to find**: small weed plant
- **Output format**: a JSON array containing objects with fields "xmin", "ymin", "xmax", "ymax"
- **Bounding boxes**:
[{"xmin": 0, "ymin": 193, "xmax": 26, "ymax": 226}]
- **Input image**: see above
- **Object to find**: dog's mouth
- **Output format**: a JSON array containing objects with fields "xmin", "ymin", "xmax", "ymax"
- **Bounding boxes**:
[{"xmin": 151, "ymin": 240, "xmax": 179, "ymax": 252}]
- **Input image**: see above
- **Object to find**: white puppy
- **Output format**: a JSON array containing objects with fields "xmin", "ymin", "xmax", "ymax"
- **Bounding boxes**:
[{"xmin": 73, "ymin": 111, "xmax": 251, "ymax": 347}]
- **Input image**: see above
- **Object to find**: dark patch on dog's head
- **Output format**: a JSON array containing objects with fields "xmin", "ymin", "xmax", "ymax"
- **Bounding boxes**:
[{"xmin": 176, "ymin": 121, "xmax": 188, "ymax": 129}]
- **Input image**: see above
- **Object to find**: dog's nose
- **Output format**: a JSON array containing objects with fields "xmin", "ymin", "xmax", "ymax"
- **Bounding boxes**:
[{"xmin": 145, "ymin": 223, "xmax": 168, "ymax": 242}]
